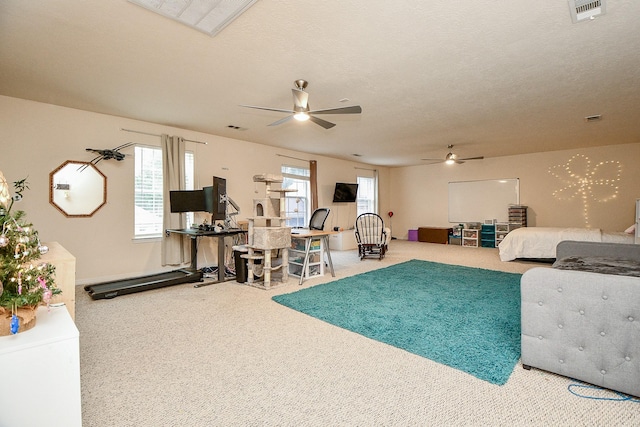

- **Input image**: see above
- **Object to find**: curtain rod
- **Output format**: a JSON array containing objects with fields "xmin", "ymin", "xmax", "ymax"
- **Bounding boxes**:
[
  {"xmin": 355, "ymin": 166, "xmax": 377, "ymax": 172},
  {"xmin": 120, "ymin": 128, "xmax": 207, "ymax": 145},
  {"xmin": 276, "ymin": 153, "xmax": 310, "ymax": 162}
]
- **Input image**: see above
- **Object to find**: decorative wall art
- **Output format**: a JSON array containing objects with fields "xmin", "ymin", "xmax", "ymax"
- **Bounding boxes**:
[{"xmin": 548, "ymin": 154, "xmax": 622, "ymax": 227}]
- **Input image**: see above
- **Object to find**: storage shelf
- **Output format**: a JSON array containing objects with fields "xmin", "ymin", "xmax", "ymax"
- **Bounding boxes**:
[
  {"xmin": 462, "ymin": 229, "xmax": 480, "ymax": 248},
  {"xmin": 481, "ymin": 224, "xmax": 495, "ymax": 248},
  {"xmin": 494, "ymin": 222, "xmax": 521, "ymax": 246},
  {"xmin": 289, "ymin": 236, "xmax": 325, "ymax": 279},
  {"xmin": 508, "ymin": 205, "xmax": 528, "ymax": 227}
]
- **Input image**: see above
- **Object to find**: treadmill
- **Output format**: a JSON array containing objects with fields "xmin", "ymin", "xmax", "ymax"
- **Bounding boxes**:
[{"xmin": 84, "ymin": 269, "xmax": 203, "ymax": 300}]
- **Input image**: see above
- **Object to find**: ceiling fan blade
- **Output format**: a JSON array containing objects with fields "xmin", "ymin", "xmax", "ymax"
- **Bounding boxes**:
[
  {"xmin": 308, "ymin": 105, "xmax": 362, "ymax": 115},
  {"xmin": 459, "ymin": 156, "xmax": 484, "ymax": 161},
  {"xmin": 308, "ymin": 115, "xmax": 336, "ymax": 129},
  {"xmin": 268, "ymin": 115, "xmax": 294, "ymax": 126},
  {"xmin": 420, "ymin": 158, "xmax": 443, "ymax": 162},
  {"xmin": 292, "ymin": 88, "xmax": 309, "ymax": 109},
  {"xmin": 240, "ymin": 104, "xmax": 294, "ymax": 114}
]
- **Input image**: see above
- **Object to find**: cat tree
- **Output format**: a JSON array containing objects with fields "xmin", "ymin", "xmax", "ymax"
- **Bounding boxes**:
[{"xmin": 242, "ymin": 174, "xmax": 293, "ymax": 289}]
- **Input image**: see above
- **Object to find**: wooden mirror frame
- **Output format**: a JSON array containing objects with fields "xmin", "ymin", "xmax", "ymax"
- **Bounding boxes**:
[{"xmin": 49, "ymin": 161, "xmax": 107, "ymax": 218}]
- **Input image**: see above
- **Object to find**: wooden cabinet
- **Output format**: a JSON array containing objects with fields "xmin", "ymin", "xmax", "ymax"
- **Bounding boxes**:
[
  {"xmin": 462, "ymin": 229, "xmax": 480, "ymax": 247},
  {"xmin": 418, "ymin": 227, "xmax": 452, "ymax": 244},
  {"xmin": 289, "ymin": 236, "xmax": 324, "ymax": 279},
  {"xmin": 39, "ymin": 242, "xmax": 76, "ymax": 321}
]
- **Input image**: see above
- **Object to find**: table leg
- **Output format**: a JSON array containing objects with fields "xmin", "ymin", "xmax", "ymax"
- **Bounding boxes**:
[
  {"xmin": 217, "ymin": 235, "xmax": 226, "ymax": 283},
  {"xmin": 195, "ymin": 235, "xmax": 229, "ymax": 288},
  {"xmin": 323, "ymin": 235, "xmax": 335, "ymax": 277},
  {"xmin": 299, "ymin": 237, "xmax": 312, "ymax": 286},
  {"xmin": 190, "ymin": 236, "xmax": 198, "ymax": 270}
]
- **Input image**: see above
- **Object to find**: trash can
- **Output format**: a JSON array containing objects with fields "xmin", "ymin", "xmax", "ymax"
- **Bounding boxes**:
[{"xmin": 233, "ymin": 245, "xmax": 249, "ymax": 283}]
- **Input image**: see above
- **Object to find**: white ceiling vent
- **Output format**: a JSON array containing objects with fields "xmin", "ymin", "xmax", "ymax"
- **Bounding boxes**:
[
  {"xmin": 129, "ymin": 0, "xmax": 258, "ymax": 37},
  {"xmin": 568, "ymin": 0, "xmax": 606, "ymax": 23}
]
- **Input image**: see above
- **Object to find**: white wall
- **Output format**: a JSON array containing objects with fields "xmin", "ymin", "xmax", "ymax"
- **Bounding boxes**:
[
  {"xmin": 389, "ymin": 143, "xmax": 640, "ymax": 238},
  {"xmin": 1, "ymin": 95, "xmax": 389, "ymax": 283},
  {"xmin": 3, "ymin": 94, "xmax": 636, "ymax": 285}
]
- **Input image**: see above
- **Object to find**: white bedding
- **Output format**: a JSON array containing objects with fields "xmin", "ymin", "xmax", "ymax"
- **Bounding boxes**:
[{"xmin": 498, "ymin": 227, "xmax": 634, "ymax": 261}]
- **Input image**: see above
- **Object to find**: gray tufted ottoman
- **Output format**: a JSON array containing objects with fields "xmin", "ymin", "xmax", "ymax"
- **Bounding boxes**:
[{"xmin": 520, "ymin": 241, "xmax": 640, "ymax": 398}]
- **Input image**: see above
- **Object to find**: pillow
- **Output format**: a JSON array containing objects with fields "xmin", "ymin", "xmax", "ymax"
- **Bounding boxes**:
[{"xmin": 625, "ymin": 224, "xmax": 636, "ymax": 234}]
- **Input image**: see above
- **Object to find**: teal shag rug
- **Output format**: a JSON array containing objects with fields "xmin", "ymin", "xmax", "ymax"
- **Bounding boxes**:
[{"xmin": 273, "ymin": 259, "xmax": 522, "ymax": 385}]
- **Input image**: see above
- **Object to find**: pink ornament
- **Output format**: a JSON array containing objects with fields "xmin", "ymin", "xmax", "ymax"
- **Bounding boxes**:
[{"xmin": 43, "ymin": 290, "xmax": 53, "ymax": 305}]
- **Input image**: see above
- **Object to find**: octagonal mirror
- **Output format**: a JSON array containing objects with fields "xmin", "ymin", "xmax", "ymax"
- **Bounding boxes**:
[{"xmin": 49, "ymin": 161, "xmax": 107, "ymax": 217}]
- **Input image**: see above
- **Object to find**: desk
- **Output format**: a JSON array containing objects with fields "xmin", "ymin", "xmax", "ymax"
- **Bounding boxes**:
[
  {"xmin": 290, "ymin": 230, "xmax": 338, "ymax": 285},
  {"xmin": 166, "ymin": 228, "xmax": 246, "ymax": 286}
]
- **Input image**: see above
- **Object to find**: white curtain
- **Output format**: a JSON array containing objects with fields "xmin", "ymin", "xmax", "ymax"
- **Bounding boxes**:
[{"xmin": 161, "ymin": 134, "xmax": 188, "ymax": 266}]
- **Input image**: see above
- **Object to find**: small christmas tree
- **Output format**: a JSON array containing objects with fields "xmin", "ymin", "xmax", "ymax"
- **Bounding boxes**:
[{"xmin": 0, "ymin": 171, "xmax": 59, "ymax": 334}]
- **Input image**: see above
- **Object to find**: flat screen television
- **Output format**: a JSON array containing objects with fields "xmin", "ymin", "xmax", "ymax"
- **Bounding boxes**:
[
  {"xmin": 203, "ymin": 176, "xmax": 227, "ymax": 220},
  {"xmin": 169, "ymin": 190, "xmax": 205, "ymax": 213},
  {"xmin": 332, "ymin": 182, "xmax": 358, "ymax": 203}
]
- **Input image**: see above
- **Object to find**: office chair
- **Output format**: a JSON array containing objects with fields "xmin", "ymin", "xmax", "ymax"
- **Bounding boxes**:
[{"xmin": 309, "ymin": 208, "xmax": 330, "ymax": 230}]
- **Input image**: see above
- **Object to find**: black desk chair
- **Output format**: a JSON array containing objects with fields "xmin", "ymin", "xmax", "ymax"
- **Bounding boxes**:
[
  {"xmin": 309, "ymin": 208, "xmax": 330, "ymax": 230},
  {"xmin": 307, "ymin": 208, "xmax": 331, "ymax": 268}
]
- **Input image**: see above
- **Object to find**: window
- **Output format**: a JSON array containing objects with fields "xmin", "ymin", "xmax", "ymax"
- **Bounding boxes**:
[
  {"xmin": 134, "ymin": 146, "xmax": 194, "ymax": 238},
  {"xmin": 357, "ymin": 175, "xmax": 377, "ymax": 216},
  {"xmin": 281, "ymin": 165, "xmax": 310, "ymax": 227}
]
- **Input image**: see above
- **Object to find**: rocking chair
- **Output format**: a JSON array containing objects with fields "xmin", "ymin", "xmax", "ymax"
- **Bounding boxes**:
[{"xmin": 354, "ymin": 213, "xmax": 387, "ymax": 260}]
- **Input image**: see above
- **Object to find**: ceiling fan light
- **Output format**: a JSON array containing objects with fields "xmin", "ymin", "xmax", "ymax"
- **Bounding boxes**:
[
  {"xmin": 294, "ymin": 112, "xmax": 310, "ymax": 122},
  {"xmin": 445, "ymin": 152, "xmax": 456, "ymax": 164}
]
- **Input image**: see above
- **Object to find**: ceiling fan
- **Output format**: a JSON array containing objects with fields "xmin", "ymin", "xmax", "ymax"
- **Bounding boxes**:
[
  {"xmin": 240, "ymin": 79, "xmax": 362, "ymax": 129},
  {"xmin": 421, "ymin": 145, "xmax": 484, "ymax": 165}
]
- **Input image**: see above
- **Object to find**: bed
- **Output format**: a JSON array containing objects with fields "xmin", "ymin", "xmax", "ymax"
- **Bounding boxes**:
[{"xmin": 498, "ymin": 227, "xmax": 634, "ymax": 261}]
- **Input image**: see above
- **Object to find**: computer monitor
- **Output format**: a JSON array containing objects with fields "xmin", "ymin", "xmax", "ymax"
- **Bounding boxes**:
[
  {"xmin": 169, "ymin": 190, "xmax": 205, "ymax": 213},
  {"xmin": 203, "ymin": 176, "xmax": 226, "ymax": 221}
]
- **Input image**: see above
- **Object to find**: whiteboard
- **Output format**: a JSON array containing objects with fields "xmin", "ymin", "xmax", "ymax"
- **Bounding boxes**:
[{"xmin": 448, "ymin": 179, "xmax": 519, "ymax": 223}]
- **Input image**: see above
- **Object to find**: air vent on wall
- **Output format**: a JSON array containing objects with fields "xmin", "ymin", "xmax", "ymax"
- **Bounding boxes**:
[
  {"xmin": 568, "ymin": 0, "xmax": 606, "ymax": 23},
  {"xmin": 129, "ymin": 0, "xmax": 258, "ymax": 37},
  {"xmin": 584, "ymin": 114, "xmax": 602, "ymax": 122}
]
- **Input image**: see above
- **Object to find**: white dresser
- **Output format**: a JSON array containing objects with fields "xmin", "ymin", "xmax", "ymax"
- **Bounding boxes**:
[{"xmin": 0, "ymin": 306, "xmax": 81, "ymax": 427}]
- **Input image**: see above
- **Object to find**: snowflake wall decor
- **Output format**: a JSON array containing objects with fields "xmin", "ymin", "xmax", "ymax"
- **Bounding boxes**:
[{"xmin": 548, "ymin": 154, "xmax": 622, "ymax": 227}]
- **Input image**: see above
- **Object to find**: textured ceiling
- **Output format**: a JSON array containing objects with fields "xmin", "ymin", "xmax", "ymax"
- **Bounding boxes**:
[{"xmin": 1, "ymin": 0, "xmax": 639, "ymax": 166}]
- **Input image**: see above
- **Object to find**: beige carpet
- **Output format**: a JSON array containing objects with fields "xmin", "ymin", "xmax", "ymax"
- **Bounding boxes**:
[{"xmin": 76, "ymin": 241, "xmax": 640, "ymax": 426}]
